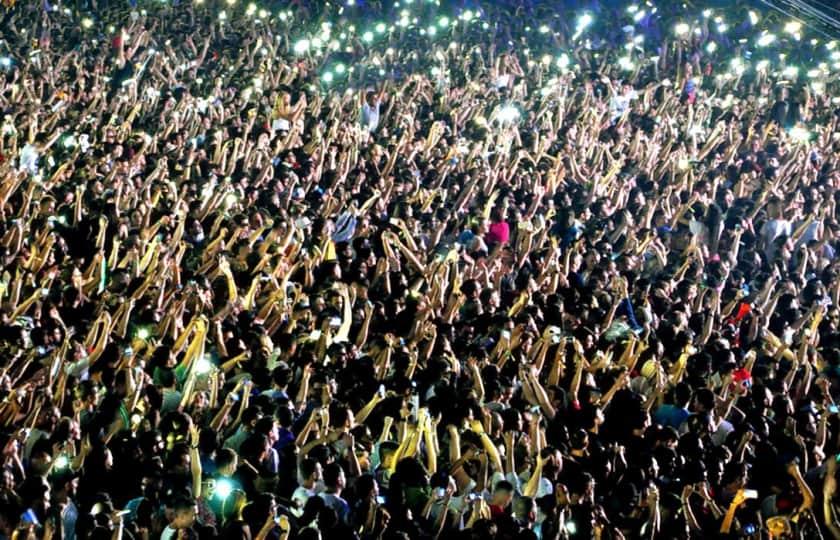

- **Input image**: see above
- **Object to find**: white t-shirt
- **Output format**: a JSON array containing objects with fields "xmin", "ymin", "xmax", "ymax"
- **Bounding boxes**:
[
  {"xmin": 610, "ymin": 90, "xmax": 638, "ymax": 121},
  {"xmin": 291, "ymin": 485, "xmax": 317, "ymax": 517},
  {"xmin": 361, "ymin": 102, "xmax": 381, "ymax": 132},
  {"xmin": 761, "ymin": 219, "xmax": 792, "ymax": 259},
  {"xmin": 19, "ymin": 143, "xmax": 39, "ymax": 175}
]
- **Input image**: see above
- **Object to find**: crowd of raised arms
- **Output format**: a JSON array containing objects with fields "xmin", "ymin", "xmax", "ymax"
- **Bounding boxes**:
[{"xmin": 2, "ymin": 0, "xmax": 840, "ymax": 538}]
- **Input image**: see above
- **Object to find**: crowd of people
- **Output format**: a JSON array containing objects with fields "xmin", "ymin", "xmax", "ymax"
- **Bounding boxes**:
[{"xmin": 1, "ymin": 0, "xmax": 840, "ymax": 538}]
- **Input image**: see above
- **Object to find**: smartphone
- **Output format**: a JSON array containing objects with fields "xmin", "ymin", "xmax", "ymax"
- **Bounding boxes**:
[
  {"xmin": 21, "ymin": 509, "xmax": 39, "ymax": 526},
  {"xmin": 741, "ymin": 489, "xmax": 758, "ymax": 499},
  {"xmin": 501, "ymin": 329, "xmax": 511, "ymax": 340},
  {"xmin": 329, "ymin": 317, "xmax": 342, "ymax": 328},
  {"xmin": 409, "ymin": 394, "xmax": 420, "ymax": 419},
  {"xmin": 375, "ymin": 496, "xmax": 385, "ymax": 505},
  {"xmin": 377, "ymin": 384, "xmax": 386, "ymax": 398},
  {"xmin": 435, "ymin": 487, "xmax": 446, "ymax": 498},
  {"xmin": 829, "ymin": 404, "xmax": 839, "ymax": 414}
]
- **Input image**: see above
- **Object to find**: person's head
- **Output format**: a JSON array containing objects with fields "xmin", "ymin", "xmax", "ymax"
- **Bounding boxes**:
[
  {"xmin": 378, "ymin": 441, "xmax": 399, "ymax": 470},
  {"xmin": 215, "ymin": 448, "xmax": 238, "ymax": 476},
  {"xmin": 512, "ymin": 495, "xmax": 536, "ymax": 525},
  {"xmin": 691, "ymin": 388, "xmax": 716, "ymax": 414},
  {"xmin": 323, "ymin": 462, "xmax": 346, "ymax": 492},
  {"xmin": 365, "ymin": 91, "xmax": 377, "ymax": 106},
  {"xmin": 490, "ymin": 480, "xmax": 514, "ymax": 509},
  {"xmin": 353, "ymin": 473, "xmax": 378, "ymax": 501},
  {"xmin": 672, "ymin": 382, "xmax": 692, "ymax": 408},
  {"xmin": 721, "ymin": 461, "xmax": 750, "ymax": 493},
  {"xmin": 272, "ymin": 363, "xmax": 292, "ymax": 389},
  {"xmin": 299, "ymin": 458, "xmax": 323, "ymax": 487},
  {"xmin": 170, "ymin": 497, "xmax": 197, "ymax": 529}
]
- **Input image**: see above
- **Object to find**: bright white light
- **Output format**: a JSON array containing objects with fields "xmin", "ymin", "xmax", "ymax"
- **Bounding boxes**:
[
  {"xmin": 757, "ymin": 34, "xmax": 776, "ymax": 47},
  {"xmin": 784, "ymin": 21, "xmax": 802, "ymax": 34},
  {"xmin": 789, "ymin": 126, "xmax": 810, "ymax": 143},
  {"xmin": 749, "ymin": 11, "xmax": 759, "ymax": 25},
  {"xmin": 497, "ymin": 105, "xmax": 520, "ymax": 124},
  {"xmin": 82, "ymin": 17, "xmax": 93, "ymax": 29},
  {"xmin": 376, "ymin": 22, "xmax": 386, "ymax": 33},
  {"xmin": 706, "ymin": 42, "xmax": 717, "ymax": 53},
  {"xmin": 215, "ymin": 479, "xmax": 234, "ymax": 499},
  {"xmin": 557, "ymin": 54, "xmax": 570, "ymax": 69},
  {"xmin": 293, "ymin": 39, "xmax": 310, "ymax": 54},
  {"xmin": 323, "ymin": 72, "xmax": 334, "ymax": 83},
  {"xmin": 633, "ymin": 10, "xmax": 645, "ymax": 22},
  {"xmin": 674, "ymin": 23, "xmax": 690, "ymax": 36},
  {"xmin": 577, "ymin": 13, "xmax": 593, "ymax": 31},
  {"xmin": 783, "ymin": 65, "xmax": 798, "ymax": 78},
  {"xmin": 362, "ymin": 31, "xmax": 374, "ymax": 42},
  {"xmin": 196, "ymin": 356, "xmax": 213, "ymax": 375}
]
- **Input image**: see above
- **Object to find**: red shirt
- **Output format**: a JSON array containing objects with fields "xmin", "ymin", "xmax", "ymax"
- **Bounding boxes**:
[{"xmin": 486, "ymin": 221, "xmax": 510, "ymax": 245}]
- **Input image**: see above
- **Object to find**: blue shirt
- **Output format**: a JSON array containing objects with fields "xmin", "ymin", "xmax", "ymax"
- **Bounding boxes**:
[{"xmin": 654, "ymin": 404, "xmax": 690, "ymax": 430}]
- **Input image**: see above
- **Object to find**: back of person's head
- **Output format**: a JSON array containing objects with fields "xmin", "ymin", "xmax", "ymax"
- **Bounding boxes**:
[
  {"xmin": 378, "ymin": 441, "xmax": 399, "ymax": 464},
  {"xmin": 275, "ymin": 403, "xmax": 294, "ymax": 428},
  {"xmin": 272, "ymin": 363, "xmax": 292, "ymax": 388},
  {"xmin": 673, "ymin": 382, "xmax": 692, "ymax": 407},
  {"xmin": 216, "ymin": 447, "xmax": 238, "ymax": 471},
  {"xmin": 253, "ymin": 416, "xmax": 276, "ymax": 438},
  {"xmin": 693, "ymin": 388, "xmax": 715, "ymax": 412},
  {"xmin": 328, "ymin": 402, "xmax": 351, "ymax": 429},
  {"xmin": 512, "ymin": 496, "xmax": 535, "ymax": 522},
  {"xmin": 323, "ymin": 462, "xmax": 345, "ymax": 490},
  {"xmin": 241, "ymin": 406, "xmax": 263, "ymax": 429},
  {"xmin": 353, "ymin": 473, "xmax": 376, "ymax": 500},
  {"xmin": 158, "ymin": 367, "xmax": 176, "ymax": 389},
  {"xmin": 299, "ymin": 458, "xmax": 319, "ymax": 482},
  {"xmin": 239, "ymin": 434, "xmax": 268, "ymax": 463}
]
